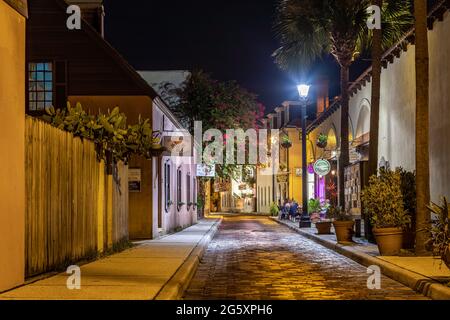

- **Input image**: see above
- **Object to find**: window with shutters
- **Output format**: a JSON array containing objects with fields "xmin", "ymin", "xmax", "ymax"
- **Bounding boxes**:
[
  {"xmin": 28, "ymin": 62, "xmax": 53, "ymax": 111},
  {"xmin": 27, "ymin": 60, "xmax": 67, "ymax": 114},
  {"xmin": 177, "ymin": 167, "xmax": 182, "ymax": 210},
  {"xmin": 187, "ymin": 173, "xmax": 191, "ymax": 205}
]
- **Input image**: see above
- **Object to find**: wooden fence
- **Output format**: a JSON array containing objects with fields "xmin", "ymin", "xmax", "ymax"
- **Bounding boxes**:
[{"xmin": 25, "ymin": 117, "xmax": 129, "ymax": 277}]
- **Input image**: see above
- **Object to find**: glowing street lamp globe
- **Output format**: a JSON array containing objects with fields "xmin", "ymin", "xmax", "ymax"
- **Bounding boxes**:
[{"xmin": 297, "ymin": 84, "xmax": 311, "ymax": 99}]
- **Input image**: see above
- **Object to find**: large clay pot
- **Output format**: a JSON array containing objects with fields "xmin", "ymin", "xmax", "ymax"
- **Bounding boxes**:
[
  {"xmin": 333, "ymin": 221, "xmax": 355, "ymax": 243},
  {"xmin": 373, "ymin": 227, "xmax": 403, "ymax": 256},
  {"xmin": 316, "ymin": 221, "xmax": 332, "ymax": 235}
]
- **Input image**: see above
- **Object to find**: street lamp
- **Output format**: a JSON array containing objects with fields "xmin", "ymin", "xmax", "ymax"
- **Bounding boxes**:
[{"xmin": 297, "ymin": 84, "xmax": 312, "ymax": 228}]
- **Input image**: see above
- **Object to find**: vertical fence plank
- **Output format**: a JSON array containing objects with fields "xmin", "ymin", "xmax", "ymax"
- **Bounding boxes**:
[{"xmin": 24, "ymin": 117, "xmax": 129, "ymax": 277}]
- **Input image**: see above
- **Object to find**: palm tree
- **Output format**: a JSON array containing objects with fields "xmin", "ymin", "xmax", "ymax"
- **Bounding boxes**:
[
  {"xmin": 414, "ymin": 0, "xmax": 430, "ymax": 255},
  {"xmin": 273, "ymin": 0, "xmax": 411, "ymax": 209}
]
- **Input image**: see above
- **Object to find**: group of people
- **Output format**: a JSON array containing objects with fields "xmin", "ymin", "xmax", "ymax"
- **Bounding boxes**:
[{"xmin": 278, "ymin": 199, "xmax": 300, "ymax": 221}]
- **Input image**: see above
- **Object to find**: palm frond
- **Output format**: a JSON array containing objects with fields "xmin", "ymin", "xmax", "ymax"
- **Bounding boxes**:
[
  {"xmin": 358, "ymin": 0, "xmax": 413, "ymax": 52},
  {"xmin": 272, "ymin": 0, "xmax": 330, "ymax": 75}
]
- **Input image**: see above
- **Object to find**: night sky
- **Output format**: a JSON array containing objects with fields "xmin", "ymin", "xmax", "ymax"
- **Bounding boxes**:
[{"xmin": 103, "ymin": 0, "xmax": 350, "ymax": 113}]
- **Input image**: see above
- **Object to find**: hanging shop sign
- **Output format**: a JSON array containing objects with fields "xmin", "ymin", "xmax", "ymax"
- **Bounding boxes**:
[
  {"xmin": 196, "ymin": 164, "xmax": 215, "ymax": 177},
  {"xmin": 128, "ymin": 168, "xmax": 142, "ymax": 192},
  {"xmin": 313, "ymin": 159, "xmax": 331, "ymax": 177},
  {"xmin": 4, "ymin": 0, "xmax": 28, "ymax": 17}
]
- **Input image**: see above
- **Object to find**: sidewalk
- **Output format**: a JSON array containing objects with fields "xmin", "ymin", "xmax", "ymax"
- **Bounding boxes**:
[
  {"xmin": 0, "ymin": 218, "xmax": 222, "ymax": 300},
  {"xmin": 271, "ymin": 217, "xmax": 450, "ymax": 300}
]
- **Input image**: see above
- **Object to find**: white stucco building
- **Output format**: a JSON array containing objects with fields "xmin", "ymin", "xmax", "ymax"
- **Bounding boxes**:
[
  {"xmin": 308, "ymin": 5, "xmax": 450, "ymax": 207},
  {"xmin": 139, "ymin": 71, "xmax": 198, "ymax": 237}
]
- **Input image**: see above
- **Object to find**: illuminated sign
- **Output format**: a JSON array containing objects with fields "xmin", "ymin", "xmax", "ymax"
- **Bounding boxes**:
[{"xmin": 313, "ymin": 159, "xmax": 331, "ymax": 176}]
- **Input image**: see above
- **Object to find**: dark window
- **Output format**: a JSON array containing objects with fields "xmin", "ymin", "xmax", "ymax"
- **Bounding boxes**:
[
  {"xmin": 164, "ymin": 163, "xmax": 171, "ymax": 212},
  {"xmin": 54, "ymin": 60, "xmax": 68, "ymax": 109},
  {"xmin": 193, "ymin": 177, "xmax": 196, "ymax": 205},
  {"xmin": 187, "ymin": 173, "xmax": 191, "ymax": 205},
  {"xmin": 177, "ymin": 168, "xmax": 182, "ymax": 210},
  {"xmin": 28, "ymin": 62, "xmax": 53, "ymax": 111}
]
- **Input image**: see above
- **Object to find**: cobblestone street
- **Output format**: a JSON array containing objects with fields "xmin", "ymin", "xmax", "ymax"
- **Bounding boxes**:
[{"xmin": 184, "ymin": 215, "xmax": 430, "ymax": 300}]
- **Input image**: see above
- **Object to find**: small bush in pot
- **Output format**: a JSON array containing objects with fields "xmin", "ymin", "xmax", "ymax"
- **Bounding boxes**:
[
  {"xmin": 312, "ymin": 200, "xmax": 332, "ymax": 234},
  {"xmin": 361, "ymin": 169, "xmax": 411, "ymax": 256},
  {"xmin": 328, "ymin": 205, "xmax": 354, "ymax": 243},
  {"xmin": 270, "ymin": 202, "xmax": 280, "ymax": 217},
  {"xmin": 280, "ymin": 135, "xmax": 292, "ymax": 149},
  {"xmin": 425, "ymin": 197, "xmax": 450, "ymax": 270},
  {"xmin": 316, "ymin": 133, "xmax": 328, "ymax": 149},
  {"xmin": 308, "ymin": 198, "xmax": 322, "ymax": 223}
]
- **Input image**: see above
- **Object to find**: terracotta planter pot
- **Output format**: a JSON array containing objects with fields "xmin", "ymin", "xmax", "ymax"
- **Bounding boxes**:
[
  {"xmin": 333, "ymin": 221, "xmax": 355, "ymax": 243},
  {"xmin": 373, "ymin": 227, "xmax": 403, "ymax": 256},
  {"xmin": 316, "ymin": 221, "xmax": 332, "ymax": 235}
]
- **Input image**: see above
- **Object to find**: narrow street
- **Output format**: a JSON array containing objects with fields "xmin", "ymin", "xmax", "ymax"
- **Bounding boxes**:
[{"xmin": 184, "ymin": 215, "xmax": 429, "ymax": 300}]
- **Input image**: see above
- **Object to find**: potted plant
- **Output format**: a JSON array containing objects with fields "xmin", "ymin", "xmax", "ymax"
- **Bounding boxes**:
[
  {"xmin": 328, "ymin": 205, "xmax": 354, "ymax": 243},
  {"xmin": 270, "ymin": 202, "xmax": 280, "ymax": 217},
  {"xmin": 308, "ymin": 198, "xmax": 321, "ymax": 223},
  {"xmin": 361, "ymin": 169, "xmax": 411, "ymax": 256},
  {"xmin": 425, "ymin": 197, "xmax": 450, "ymax": 269},
  {"xmin": 317, "ymin": 133, "xmax": 328, "ymax": 149},
  {"xmin": 280, "ymin": 135, "xmax": 292, "ymax": 149}
]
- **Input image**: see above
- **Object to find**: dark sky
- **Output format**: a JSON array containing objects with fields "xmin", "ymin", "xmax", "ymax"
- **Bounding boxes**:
[{"xmin": 103, "ymin": 0, "xmax": 344, "ymax": 112}]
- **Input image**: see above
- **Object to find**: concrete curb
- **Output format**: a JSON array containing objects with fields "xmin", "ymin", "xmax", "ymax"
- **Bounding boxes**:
[
  {"xmin": 270, "ymin": 217, "xmax": 450, "ymax": 300},
  {"xmin": 154, "ymin": 218, "xmax": 223, "ymax": 300}
]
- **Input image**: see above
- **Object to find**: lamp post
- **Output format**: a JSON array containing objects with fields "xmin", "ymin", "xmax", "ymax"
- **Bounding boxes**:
[{"xmin": 297, "ymin": 84, "xmax": 312, "ymax": 228}]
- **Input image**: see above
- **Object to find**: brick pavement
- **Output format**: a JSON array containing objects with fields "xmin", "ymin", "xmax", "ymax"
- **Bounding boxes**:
[{"xmin": 184, "ymin": 215, "xmax": 430, "ymax": 300}]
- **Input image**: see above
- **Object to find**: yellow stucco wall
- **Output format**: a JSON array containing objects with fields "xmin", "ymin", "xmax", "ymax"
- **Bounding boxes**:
[
  {"xmin": 69, "ymin": 96, "xmax": 154, "ymax": 239},
  {"xmin": 0, "ymin": 1, "xmax": 26, "ymax": 292},
  {"xmin": 287, "ymin": 129, "xmax": 303, "ymax": 203}
]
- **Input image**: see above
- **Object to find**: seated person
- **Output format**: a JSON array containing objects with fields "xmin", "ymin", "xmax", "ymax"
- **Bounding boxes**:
[{"xmin": 289, "ymin": 201, "xmax": 299, "ymax": 220}]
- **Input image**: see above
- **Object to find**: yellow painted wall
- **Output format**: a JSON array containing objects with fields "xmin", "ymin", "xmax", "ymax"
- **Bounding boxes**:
[
  {"xmin": 69, "ymin": 96, "xmax": 154, "ymax": 239},
  {"xmin": 287, "ymin": 129, "xmax": 303, "ymax": 203},
  {"xmin": 0, "ymin": 1, "xmax": 26, "ymax": 292},
  {"xmin": 68, "ymin": 96, "xmax": 153, "ymax": 123},
  {"xmin": 97, "ymin": 160, "xmax": 105, "ymax": 253},
  {"xmin": 204, "ymin": 180, "xmax": 211, "ymax": 216}
]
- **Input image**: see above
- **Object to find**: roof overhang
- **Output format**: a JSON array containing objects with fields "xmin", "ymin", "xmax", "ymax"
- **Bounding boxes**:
[{"xmin": 3, "ymin": 0, "xmax": 28, "ymax": 17}]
